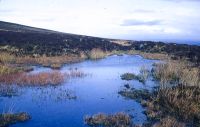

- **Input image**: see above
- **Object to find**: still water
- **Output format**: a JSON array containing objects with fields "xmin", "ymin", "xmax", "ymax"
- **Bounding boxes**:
[{"xmin": 0, "ymin": 55, "xmax": 159, "ymax": 127}]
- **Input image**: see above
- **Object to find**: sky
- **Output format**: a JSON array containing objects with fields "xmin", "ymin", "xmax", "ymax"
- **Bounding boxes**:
[{"xmin": 0, "ymin": 0, "xmax": 200, "ymax": 44}]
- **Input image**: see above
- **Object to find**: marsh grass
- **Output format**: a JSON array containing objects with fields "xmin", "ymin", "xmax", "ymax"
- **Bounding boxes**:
[
  {"xmin": 152, "ymin": 60, "xmax": 200, "ymax": 88},
  {"xmin": 0, "ymin": 53, "xmax": 16, "ymax": 64},
  {"xmin": 153, "ymin": 116, "xmax": 186, "ymax": 127},
  {"xmin": 118, "ymin": 88, "xmax": 151, "ymax": 102},
  {"xmin": 120, "ymin": 66, "xmax": 150, "ymax": 84},
  {"xmin": 88, "ymin": 48, "xmax": 109, "ymax": 60},
  {"xmin": 0, "ymin": 112, "xmax": 30, "ymax": 127},
  {"xmin": 119, "ymin": 86, "xmax": 200, "ymax": 126},
  {"xmin": 84, "ymin": 112, "xmax": 132, "ymax": 127},
  {"xmin": 0, "ymin": 69, "xmax": 86, "ymax": 86}
]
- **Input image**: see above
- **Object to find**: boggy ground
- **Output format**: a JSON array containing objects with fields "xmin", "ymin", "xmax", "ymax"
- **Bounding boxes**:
[{"xmin": 118, "ymin": 60, "xmax": 200, "ymax": 127}]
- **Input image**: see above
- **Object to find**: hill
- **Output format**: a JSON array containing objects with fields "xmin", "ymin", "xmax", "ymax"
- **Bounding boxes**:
[
  {"xmin": 0, "ymin": 21, "xmax": 124, "ymax": 56},
  {"xmin": 0, "ymin": 21, "xmax": 200, "ymax": 64}
]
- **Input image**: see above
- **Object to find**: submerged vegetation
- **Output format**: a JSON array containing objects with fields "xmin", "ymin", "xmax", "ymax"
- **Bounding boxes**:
[
  {"xmin": 84, "ymin": 112, "xmax": 132, "ymax": 127},
  {"xmin": 0, "ymin": 112, "xmax": 30, "ymax": 127}
]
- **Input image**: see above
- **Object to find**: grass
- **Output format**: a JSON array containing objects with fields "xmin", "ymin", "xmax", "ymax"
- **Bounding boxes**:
[
  {"xmin": 84, "ymin": 112, "xmax": 132, "ymax": 127},
  {"xmin": 141, "ymin": 86, "xmax": 200, "ymax": 126},
  {"xmin": 88, "ymin": 48, "xmax": 109, "ymax": 60},
  {"xmin": 118, "ymin": 88, "xmax": 151, "ymax": 102},
  {"xmin": 151, "ymin": 59, "xmax": 200, "ymax": 126},
  {"xmin": 0, "ymin": 69, "xmax": 86, "ymax": 86},
  {"xmin": 0, "ymin": 112, "xmax": 30, "ymax": 127},
  {"xmin": 120, "ymin": 66, "xmax": 150, "ymax": 84},
  {"xmin": 0, "ymin": 52, "xmax": 16, "ymax": 64},
  {"xmin": 152, "ymin": 60, "xmax": 200, "ymax": 87},
  {"xmin": 119, "ymin": 86, "xmax": 200, "ymax": 126},
  {"xmin": 119, "ymin": 59, "xmax": 200, "ymax": 126},
  {"xmin": 153, "ymin": 116, "xmax": 186, "ymax": 127}
]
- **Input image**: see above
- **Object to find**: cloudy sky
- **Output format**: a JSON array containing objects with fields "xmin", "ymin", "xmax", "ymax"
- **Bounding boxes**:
[{"xmin": 0, "ymin": 0, "xmax": 200, "ymax": 43}]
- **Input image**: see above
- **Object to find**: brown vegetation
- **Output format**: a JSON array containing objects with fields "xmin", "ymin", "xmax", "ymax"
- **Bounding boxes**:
[
  {"xmin": 152, "ymin": 60, "xmax": 200, "ymax": 87},
  {"xmin": 0, "ymin": 112, "xmax": 30, "ymax": 127},
  {"xmin": 119, "ymin": 60, "xmax": 200, "ymax": 126},
  {"xmin": 88, "ymin": 48, "xmax": 109, "ymax": 60},
  {"xmin": 120, "ymin": 66, "xmax": 150, "ymax": 84},
  {"xmin": 84, "ymin": 112, "xmax": 132, "ymax": 127},
  {"xmin": 153, "ymin": 116, "xmax": 186, "ymax": 127},
  {"xmin": 0, "ymin": 69, "xmax": 85, "ymax": 86}
]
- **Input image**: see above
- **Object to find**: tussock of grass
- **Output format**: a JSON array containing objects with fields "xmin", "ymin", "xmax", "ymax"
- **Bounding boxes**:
[
  {"xmin": 118, "ymin": 88, "xmax": 151, "ymax": 102},
  {"xmin": 88, "ymin": 48, "xmax": 108, "ymax": 60},
  {"xmin": 119, "ymin": 84, "xmax": 200, "ymax": 126},
  {"xmin": 0, "ymin": 112, "xmax": 30, "ymax": 127},
  {"xmin": 153, "ymin": 116, "xmax": 186, "ymax": 127},
  {"xmin": 121, "ymin": 67, "xmax": 150, "ymax": 84},
  {"xmin": 157, "ymin": 87, "xmax": 200, "ymax": 122},
  {"xmin": 84, "ymin": 112, "xmax": 132, "ymax": 127},
  {"xmin": 152, "ymin": 60, "xmax": 200, "ymax": 87}
]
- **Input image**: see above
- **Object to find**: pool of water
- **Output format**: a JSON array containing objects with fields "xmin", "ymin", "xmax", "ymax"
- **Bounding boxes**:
[{"xmin": 0, "ymin": 54, "xmax": 159, "ymax": 127}]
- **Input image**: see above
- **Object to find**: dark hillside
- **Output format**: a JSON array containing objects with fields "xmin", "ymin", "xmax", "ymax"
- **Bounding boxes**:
[
  {"xmin": 0, "ymin": 21, "xmax": 123, "ymax": 56},
  {"xmin": 0, "ymin": 21, "xmax": 200, "ymax": 63}
]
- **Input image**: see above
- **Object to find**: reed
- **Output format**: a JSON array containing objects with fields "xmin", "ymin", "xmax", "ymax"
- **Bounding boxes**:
[{"xmin": 152, "ymin": 60, "xmax": 200, "ymax": 87}]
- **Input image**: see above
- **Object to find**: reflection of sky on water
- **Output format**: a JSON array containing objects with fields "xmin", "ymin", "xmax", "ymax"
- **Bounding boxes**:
[{"xmin": 0, "ymin": 55, "xmax": 159, "ymax": 127}]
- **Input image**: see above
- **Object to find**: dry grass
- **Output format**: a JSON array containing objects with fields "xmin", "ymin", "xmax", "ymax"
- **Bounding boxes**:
[
  {"xmin": 0, "ymin": 112, "xmax": 30, "ymax": 127},
  {"xmin": 0, "ymin": 65, "xmax": 18, "ymax": 75},
  {"xmin": 139, "ymin": 52, "xmax": 169, "ymax": 60},
  {"xmin": 157, "ymin": 87, "xmax": 200, "ymax": 121},
  {"xmin": 153, "ymin": 116, "xmax": 186, "ymax": 127},
  {"xmin": 84, "ymin": 112, "xmax": 132, "ymax": 127},
  {"xmin": 0, "ymin": 71, "xmax": 65, "ymax": 85},
  {"xmin": 120, "ymin": 66, "xmax": 150, "ymax": 84},
  {"xmin": 152, "ymin": 60, "xmax": 200, "ymax": 87},
  {"xmin": 16, "ymin": 54, "xmax": 84, "ymax": 67},
  {"xmin": 141, "ymin": 86, "xmax": 200, "ymax": 126},
  {"xmin": 0, "ymin": 53, "xmax": 16, "ymax": 64},
  {"xmin": 0, "ymin": 68, "xmax": 85, "ymax": 86},
  {"xmin": 88, "ymin": 48, "xmax": 108, "ymax": 60}
]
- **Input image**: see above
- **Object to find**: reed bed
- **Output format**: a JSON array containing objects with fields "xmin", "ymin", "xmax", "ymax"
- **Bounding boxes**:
[
  {"xmin": 152, "ymin": 60, "xmax": 200, "ymax": 87},
  {"xmin": 0, "ymin": 69, "xmax": 85, "ymax": 86}
]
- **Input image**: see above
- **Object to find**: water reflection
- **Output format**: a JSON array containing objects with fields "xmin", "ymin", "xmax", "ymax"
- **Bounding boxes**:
[{"xmin": 0, "ymin": 55, "xmax": 159, "ymax": 127}]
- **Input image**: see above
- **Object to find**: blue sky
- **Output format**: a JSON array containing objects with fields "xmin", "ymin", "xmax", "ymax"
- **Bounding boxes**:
[{"xmin": 0, "ymin": 0, "xmax": 200, "ymax": 43}]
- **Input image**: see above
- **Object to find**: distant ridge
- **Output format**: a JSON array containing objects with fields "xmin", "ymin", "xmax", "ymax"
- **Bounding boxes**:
[{"xmin": 0, "ymin": 21, "xmax": 59, "ymax": 33}]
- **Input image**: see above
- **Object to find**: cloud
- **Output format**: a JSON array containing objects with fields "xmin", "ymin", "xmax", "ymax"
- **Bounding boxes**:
[
  {"xmin": 163, "ymin": 0, "xmax": 200, "ymax": 2},
  {"xmin": 121, "ymin": 19, "xmax": 162, "ymax": 26},
  {"xmin": 32, "ymin": 18, "xmax": 55, "ymax": 22},
  {"xmin": 132, "ymin": 9, "xmax": 155, "ymax": 13},
  {"xmin": 0, "ymin": 9, "xmax": 14, "ymax": 13}
]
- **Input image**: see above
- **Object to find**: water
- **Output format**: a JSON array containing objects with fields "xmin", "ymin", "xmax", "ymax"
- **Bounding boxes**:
[{"xmin": 0, "ymin": 55, "xmax": 159, "ymax": 127}]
